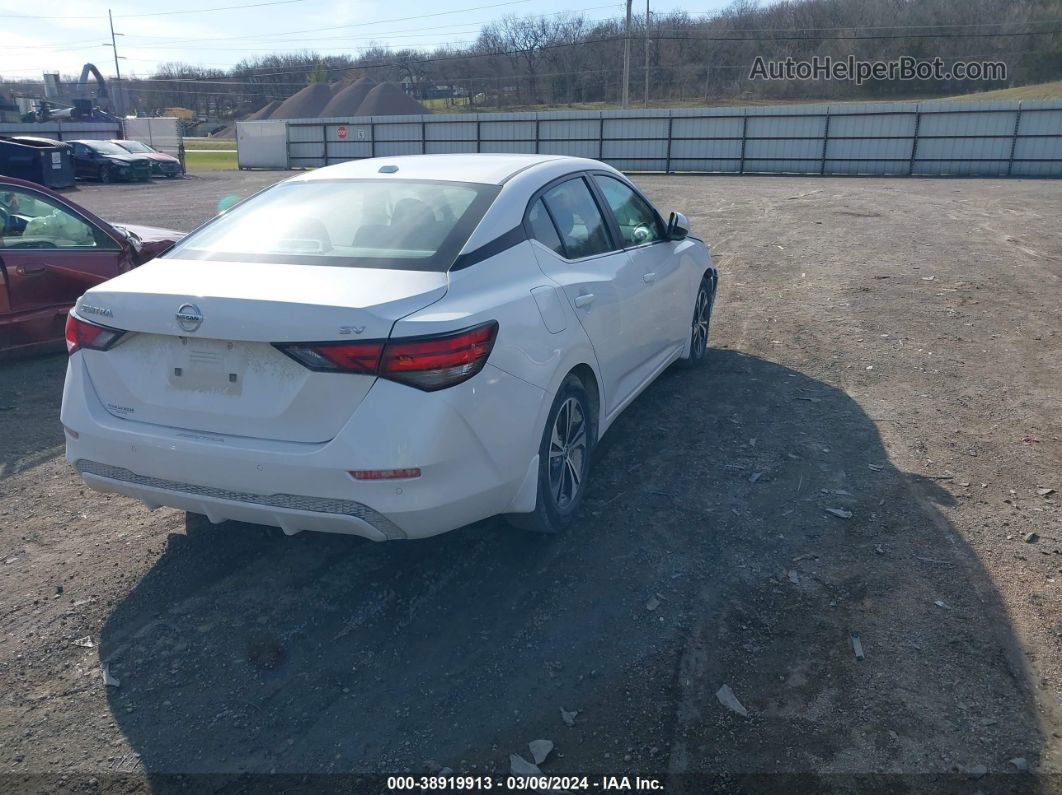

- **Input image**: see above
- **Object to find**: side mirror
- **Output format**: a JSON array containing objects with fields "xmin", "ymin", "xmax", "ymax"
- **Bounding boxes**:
[{"xmin": 667, "ymin": 211, "xmax": 689, "ymax": 241}]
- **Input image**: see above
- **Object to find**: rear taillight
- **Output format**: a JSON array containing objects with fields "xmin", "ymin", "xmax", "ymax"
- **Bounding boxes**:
[
  {"xmin": 65, "ymin": 313, "xmax": 125, "ymax": 354},
  {"xmin": 277, "ymin": 341, "xmax": 382, "ymax": 374},
  {"xmin": 380, "ymin": 322, "xmax": 498, "ymax": 391},
  {"xmin": 275, "ymin": 321, "xmax": 498, "ymax": 392}
]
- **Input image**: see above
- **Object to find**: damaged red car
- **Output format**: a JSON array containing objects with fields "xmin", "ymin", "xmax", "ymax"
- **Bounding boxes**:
[{"xmin": 0, "ymin": 175, "xmax": 182, "ymax": 358}]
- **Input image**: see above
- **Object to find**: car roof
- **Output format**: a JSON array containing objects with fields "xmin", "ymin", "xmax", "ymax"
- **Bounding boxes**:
[{"xmin": 291, "ymin": 154, "xmax": 600, "ymax": 186}]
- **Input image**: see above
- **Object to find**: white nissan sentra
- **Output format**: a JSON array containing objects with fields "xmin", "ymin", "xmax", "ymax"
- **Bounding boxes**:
[{"xmin": 61, "ymin": 154, "xmax": 718, "ymax": 539}]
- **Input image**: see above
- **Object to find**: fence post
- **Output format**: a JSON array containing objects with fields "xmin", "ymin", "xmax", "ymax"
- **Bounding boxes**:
[
  {"xmin": 598, "ymin": 117, "xmax": 604, "ymax": 160},
  {"xmin": 908, "ymin": 108, "xmax": 921, "ymax": 176},
  {"xmin": 665, "ymin": 113, "xmax": 673, "ymax": 174},
  {"xmin": 421, "ymin": 118, "xmax": 426, "ymax": 155},
  {"xmin": 534, "ymin": 117, "xmax": 540, "ymax": 154},
  {"xmin": 738, "ymin": 111, "xmax": 748, "ymax": 175},
  {"xmin": 370, "ymin": 121, "xmax": 376, "ymax": 158},
  {"xmin": 1007, "ymin": 100, "xmax": 1022, "ymax": 177},
  {"xmin": 322, "ymin": 123, "xmax": 328, "ymax": 166},
  {"xmin": 476, "ymin": 118, "xmax": 481, "ymax": 153},
  {"xmin": 820, "ymin": 107, "xmax": 830, "ymax": 176}
]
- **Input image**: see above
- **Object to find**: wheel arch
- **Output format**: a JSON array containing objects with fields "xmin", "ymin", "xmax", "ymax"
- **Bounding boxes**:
[{"xmin": 567, "ymin": 363, "xmax": 601, "ymax": 443}]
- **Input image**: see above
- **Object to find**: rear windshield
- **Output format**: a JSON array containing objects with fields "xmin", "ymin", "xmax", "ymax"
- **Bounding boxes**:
[{"xmin": 165, "ymin": 178, "xmax": 500, "ymax": 271}]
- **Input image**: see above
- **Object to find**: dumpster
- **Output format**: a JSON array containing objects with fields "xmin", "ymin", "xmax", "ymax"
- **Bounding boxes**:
[{"xmin": 0, "ymin": 136, "xmax": 76, "ymax": 188}]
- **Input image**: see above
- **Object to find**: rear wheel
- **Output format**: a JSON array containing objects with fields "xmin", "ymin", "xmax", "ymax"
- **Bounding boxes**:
[{"xmin": 506, "ymin": 375, "xmax": 594, "ymax": 534}]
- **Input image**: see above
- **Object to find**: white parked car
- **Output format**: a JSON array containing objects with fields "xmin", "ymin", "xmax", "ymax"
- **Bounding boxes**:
[{"xmin": 61, "ymin": 155, "xmax": 718, "ymax": 539}]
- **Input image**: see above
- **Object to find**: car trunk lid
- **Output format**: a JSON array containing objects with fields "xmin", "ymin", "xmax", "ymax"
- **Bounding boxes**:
[{"xmin": 76, "ymin": 258, "xmax": 447, "ymax": 443}]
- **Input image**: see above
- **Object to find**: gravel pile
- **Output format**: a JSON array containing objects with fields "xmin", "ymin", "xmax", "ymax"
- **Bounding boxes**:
[
  {"xmin": 354, "ymin": 82, "xmax": 429, "ymax": 116},
  {"xmin": 246, "ymin": 99, "xmax": 282, "ymax": 121},
  {"xmin": 270, "ymin": 82, "xmax": 334, "ymax": 120},
  {"xmin": 320, "ymin": 77, "xmax": 377, "ymax": 118}
]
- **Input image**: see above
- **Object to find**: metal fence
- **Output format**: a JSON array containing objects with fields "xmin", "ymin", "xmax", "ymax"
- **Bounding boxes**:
[
  {"xmin": 0, "ymin": 121, "xmax": 121, "ymax": 142},
  {"xmin": 237, "ymin": 98, "xmax": 1062, "ymax": 177},
  {"xmin": 123, "ymin": 117, "xmax": 183, "ymax": 161}
]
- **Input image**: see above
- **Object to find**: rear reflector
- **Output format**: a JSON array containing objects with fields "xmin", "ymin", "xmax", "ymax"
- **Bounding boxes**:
[
  {"xmin": 65, "ymin": 313, "xmax": 125, "ymax": 354},
  {"xmin": 276, "ymin": 321, "xmax": 498, "ymax": 392},
  {"xmin": 350, "ymin": 468, "xmax": 422, "ymax": 480}
]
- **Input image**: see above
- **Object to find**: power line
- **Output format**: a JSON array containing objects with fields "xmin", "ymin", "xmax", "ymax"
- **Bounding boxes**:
[
  {"xmin": 6, "ymin": 46, "xmax": 1046, "ymax": 92},
  {"xmin": 124, "ymin": 0, "xmax": 306, "ymax": 17},
  {"xmin": 11, "ymin": 47, "xmax": 1046, "ymax": 100},
  {"xmin": 77, "ymin": 27, "xmax": 1062, "ymax": 85},
  {"xmin": 116, "ymin": 5, "xmax": 623, "ymax": 44},
  {"xmin": 0, "ymin": 0, "xmax": 308, "ymax": 20},
  {"xmin": 111, "ymin": 0, "xmax": 540, "ymax": 48}
]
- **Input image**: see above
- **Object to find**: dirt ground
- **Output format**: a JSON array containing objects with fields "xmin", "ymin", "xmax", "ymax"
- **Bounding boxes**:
[{"xmin": 0, "ymin": 171, "xmax": 1059, "ymax": 792}]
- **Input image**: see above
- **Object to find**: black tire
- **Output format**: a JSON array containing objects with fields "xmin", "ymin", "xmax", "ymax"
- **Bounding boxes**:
[
  {"xmin": 679, "ymin": 276, "xmax": 714, "ymax": 367},
  {"xmin": 99, "ymin": 164, "xmax": 112, "ymax": 184},
  {"xmin": 506, "ymin": 375, "xmax": 594, "ymax": 534}
]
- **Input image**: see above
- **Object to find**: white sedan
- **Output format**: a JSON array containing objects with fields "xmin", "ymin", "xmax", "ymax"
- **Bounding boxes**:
[{"xmin": 61, "ymin": 155, "xmax": 718, "ymax": 539}]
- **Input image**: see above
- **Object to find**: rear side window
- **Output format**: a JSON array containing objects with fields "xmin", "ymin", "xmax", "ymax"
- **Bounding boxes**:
[
  {"xmin": 165, "ymin": 179, "xmax": 501, "ymax": 272},
  {"xmin": 526, "ymin": 199, "xmax": 565, "ymax": 256},
  {"xmin": 540, "ymin": 178, "xmax": 613, "ymax": 260}
]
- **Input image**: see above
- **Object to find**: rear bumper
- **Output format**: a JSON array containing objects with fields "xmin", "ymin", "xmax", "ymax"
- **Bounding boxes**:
[{"xmin": 61, "ymin": 355, "xmax": 547, "ymax": 540}]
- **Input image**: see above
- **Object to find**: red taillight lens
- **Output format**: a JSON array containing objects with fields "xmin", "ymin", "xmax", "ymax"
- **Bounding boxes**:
[
  {"xmin": 380, "ymin": 321, "xmax": 498, "ymax": 391},
  {"xmin": 277, "ymin": 341, "xmax": 383, "ymax": 373},
  {"xmin": 274, "ymin": 321, "xmax": 498, "ymax": 391},
  {"xmin": 65, "ymin": 313, "xmax": 124, "ymax": 354}
]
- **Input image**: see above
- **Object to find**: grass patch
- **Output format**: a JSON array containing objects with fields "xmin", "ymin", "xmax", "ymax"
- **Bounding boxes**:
[
  {"xmin": 944, "ymin": 79, "xmax": 1062, "ymax": 101},
  {"xmin": 184, "ymin": 138, "xmax": 237, "ymax": 151},
  {"xmin": 185, "ymin": 150, "xmax": 238, "ymax": 170}
]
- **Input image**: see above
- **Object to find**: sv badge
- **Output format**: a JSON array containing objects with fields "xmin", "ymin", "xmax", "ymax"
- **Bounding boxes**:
[{"xmin": 338, "ymin": 325, "xmax": 366, "ymax": 335}]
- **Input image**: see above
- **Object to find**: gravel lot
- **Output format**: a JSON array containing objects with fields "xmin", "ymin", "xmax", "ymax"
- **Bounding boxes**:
[{"xmin": 1, "ymin": 170, "xmax": 1059, "ymax": 791}]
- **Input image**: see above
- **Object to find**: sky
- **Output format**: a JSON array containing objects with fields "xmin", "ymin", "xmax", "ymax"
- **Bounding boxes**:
[{"xmin": 0, "ymin": 0, "xmax": 730, "ymax": 81}]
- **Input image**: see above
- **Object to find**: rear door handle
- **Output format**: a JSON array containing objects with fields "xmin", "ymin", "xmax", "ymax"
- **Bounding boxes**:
[
  {"xmin": 643, "ymin": 272, "xmax": 657, "ymax": 284},
  {"xmin": 574, "ymin": 293, "xmax": 595, "ymax": 309},
  {"xmin": 17, "ymin": 264, "xmax": 48, "ymax": 277}
]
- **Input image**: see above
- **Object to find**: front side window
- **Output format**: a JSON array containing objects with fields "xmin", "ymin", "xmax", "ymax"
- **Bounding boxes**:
[
  {"xmin": 165, "ymin": 179, "xmax": 500, "ymax": 271},
  {"xmin": 540, "ymin": 178, "xmax": 613, "ymax": 260},
  {"xmin": 0, "ymin": 187, "xmax": 110, "ymax": 249},
  {"xmin": 594, "ymin": 175, "xmax": 664, "ymax": 247}
]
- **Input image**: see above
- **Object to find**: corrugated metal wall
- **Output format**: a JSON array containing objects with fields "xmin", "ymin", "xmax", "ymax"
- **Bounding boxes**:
[
  {"xmin": 236, "ymin": 99, "xmax": 1062, "ymax": 177},
  {"xmin": 0, "ymin": 121, "xmax": 121, "ymax": 142}
]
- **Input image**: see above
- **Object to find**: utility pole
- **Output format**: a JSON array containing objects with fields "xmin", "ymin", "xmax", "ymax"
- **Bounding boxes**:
[
  {"xmin": 622, "ymin": 0, "xmax": 632, "ymax": 108},
  {"xmin": 108, "ymin": 10, "xmax": 123, "ymax": 117},
  {"xmin": 643, "ymin": 0, "xmax": 650, "ymax": 106}
]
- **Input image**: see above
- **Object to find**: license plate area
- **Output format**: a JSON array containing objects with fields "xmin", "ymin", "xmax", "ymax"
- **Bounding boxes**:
[{"xmin": 168, "ymin": 338, "xmax": 246, "ymax": 395}]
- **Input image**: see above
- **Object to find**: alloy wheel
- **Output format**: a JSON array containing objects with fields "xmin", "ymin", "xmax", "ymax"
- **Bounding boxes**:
[
  {"xmin": 548, "ymin": 397, "xmax": 588, "ymax": 509},
  {"xmin": 692, "ymin": 286, "xmax": 711, "ymax": 355}
]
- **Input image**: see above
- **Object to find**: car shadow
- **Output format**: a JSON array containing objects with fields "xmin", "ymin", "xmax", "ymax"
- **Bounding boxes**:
[
  {"xmin": 0, "ymin": 353, "xmax": 66, "ymax": 479},
  {"xmin": 97, "ymin": 349, "xmax": 1047, "ymax": 790}
]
